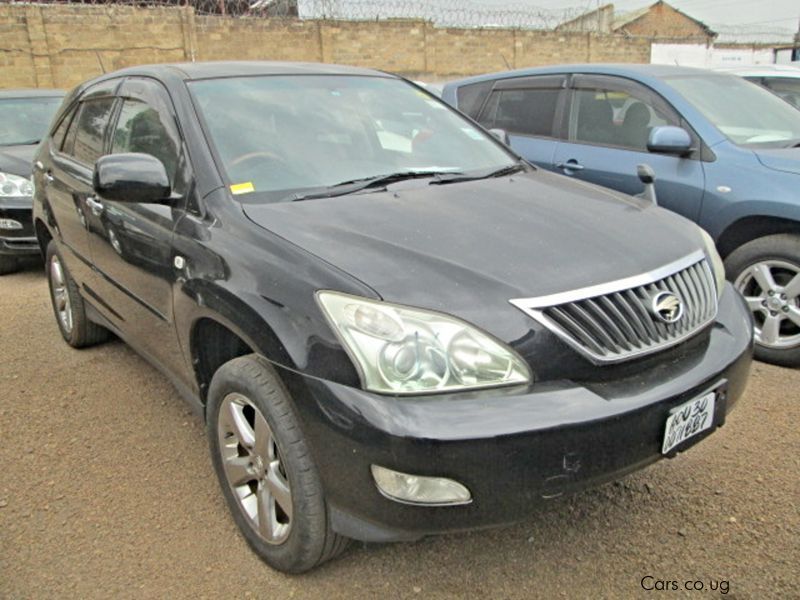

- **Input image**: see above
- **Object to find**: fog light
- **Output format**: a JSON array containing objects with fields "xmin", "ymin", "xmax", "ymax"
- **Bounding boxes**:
[
  {"xmin": 371, "ymin": 464, "xmax": 471, "ymax": 506},
  {"xmin": 0, "ymin": 219, "xmax": 23, "ymax": 230}
]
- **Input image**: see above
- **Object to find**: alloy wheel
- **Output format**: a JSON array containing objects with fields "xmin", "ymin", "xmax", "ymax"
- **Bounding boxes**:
[
  {"xmin": 217, "ymin": 393, "xmax": 293, "ymax": 544},
  {"xmin": 50, "ymin": 254, "xmax": 73, "ymax": 334},
  {"xmin": 734, "ymin": 259, "xmax": 800, "ymax": 350}
]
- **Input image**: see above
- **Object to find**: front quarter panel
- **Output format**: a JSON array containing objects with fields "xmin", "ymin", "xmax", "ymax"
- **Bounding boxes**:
[
  {"xmin": 171, "ymin": 190, "xmax": 377, "ymax": 393},
  {"xmin": 697, "ymin": 143, "xmax": 800, "ymax": 240}
]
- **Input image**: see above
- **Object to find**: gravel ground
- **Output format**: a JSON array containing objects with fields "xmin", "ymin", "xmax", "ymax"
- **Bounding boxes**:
[{"xmin": 1, "ymin": 262, "xmax": 798, "ymax": 600}]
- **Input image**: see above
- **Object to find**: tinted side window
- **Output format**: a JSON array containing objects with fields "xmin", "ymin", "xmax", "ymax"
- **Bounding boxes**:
[
  {"xmin": 456, "ymin": 81, "xmax": 494, "ymax": 118},
  {"xmin": 480, "ymin": 88, "xmax": 560, "ymax": 137},
  {"xmin": 571, "ymin": 85, "xmax": 678, "ymax": 151},
  {"xmin": 70, "ymin": 98, "xmax": 116, "ymax": 165},
  {"xmin": 51, "ymin": 105, "xmax": 77, "ymax": 151},
  {"xmin": 111, "ymin": 98, "xmax": 180, "ymax": 184}
]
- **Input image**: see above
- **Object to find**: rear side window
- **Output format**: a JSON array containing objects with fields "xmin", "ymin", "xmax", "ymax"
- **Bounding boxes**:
[
  {"xmin": 51, "ymin": 105, "xmax": 77, "ymax": 151},
  {"xmin": 67, "ymin": 98, "xmax": 116, "ymax": 165},
  {"xmin": 479, "ymin": 88, "xmax": 561, "ymax": 137},
  {"xmin": 455, "ymin": 81, "xmax": 494, "ymax": 118}
]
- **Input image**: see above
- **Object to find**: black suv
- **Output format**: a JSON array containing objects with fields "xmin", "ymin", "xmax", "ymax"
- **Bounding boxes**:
[{"xmin": 33, "ymin": 62, "xmax": 752, "ymax": 573}]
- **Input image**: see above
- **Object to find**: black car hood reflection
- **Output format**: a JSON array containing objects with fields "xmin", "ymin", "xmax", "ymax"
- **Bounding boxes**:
[
  {"xmin": 242, "ymin": 170, "xmax": 702, "ymax": 333},
  {"xmin": 0, "ymin": 144, "xmax": 37, "ymax": 178}
]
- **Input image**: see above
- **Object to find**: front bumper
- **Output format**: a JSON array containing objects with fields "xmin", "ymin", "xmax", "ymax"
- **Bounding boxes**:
[
  {"xmin": 0, "ymin": 200, "xmax": 38, "ymax": 257},
  {"xmin": 278, "ymin": 284, "xmax": 753, "ymax": 542}
]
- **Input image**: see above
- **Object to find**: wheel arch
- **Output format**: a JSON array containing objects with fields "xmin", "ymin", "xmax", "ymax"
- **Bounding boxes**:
[
  {"xmin": 34, "ymin": 217, "xmax": 53, "ymax": 258},
  {"xmin": 716, "ymin": 216, "xmax": 800, "ymax": 258},
  {"xmin": 190, "ymin": 316, "xmax": 259, "ymax": 407}
]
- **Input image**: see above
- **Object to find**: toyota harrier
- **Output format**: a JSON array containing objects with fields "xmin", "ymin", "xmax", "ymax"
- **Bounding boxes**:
[{"xmin": 32, "ymin": 62, "xmax": 753, "ymax": 573}]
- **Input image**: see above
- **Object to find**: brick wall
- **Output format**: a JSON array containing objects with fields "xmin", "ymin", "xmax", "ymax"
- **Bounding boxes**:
[
  {"xmin": 1, "ymin": 4, "xmax": 653, "ymax": 90},
  {"xmin": 617, "ymin": 2, "xmax": 712, "ymax": 42}
]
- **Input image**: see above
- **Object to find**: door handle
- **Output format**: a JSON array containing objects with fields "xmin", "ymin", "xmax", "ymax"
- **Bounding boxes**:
[
  {"xmin": 86, "ymin": 196, "xmax": 104, "ymax": 216},
  {"xmin": 556, "ymin": 160, "xmax": 584, "ymax": 172},
  {"xmin": 44, "ymin": 172, "xmax": 55, "ymax": 184}
]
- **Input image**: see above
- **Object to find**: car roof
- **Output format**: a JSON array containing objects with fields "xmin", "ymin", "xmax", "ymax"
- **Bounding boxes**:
[
  {"xmin": 0, "ymin": 89, "xmax": 65, "ymax": 99},
  {"xmin": 95, "ymin": 61, "xmax": 395, "ymax": 82},
  {"xmin": 446, "ymin": 63, "xmax": 723, "ymax": 88}
]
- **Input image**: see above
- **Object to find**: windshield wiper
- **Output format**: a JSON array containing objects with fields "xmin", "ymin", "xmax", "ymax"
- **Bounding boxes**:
[
  {"xmin": 289, "ymin": 170, "xmax": 458, "ymax": 201},
  {"xmin": 429, "ymin": 161, "xmax": 528, "ymax": 185}
]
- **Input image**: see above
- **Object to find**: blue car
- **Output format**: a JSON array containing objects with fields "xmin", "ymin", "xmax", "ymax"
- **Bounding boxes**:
[{"xmin": 443, "ymin": 64, "xmax": 800, "ymax": 367}]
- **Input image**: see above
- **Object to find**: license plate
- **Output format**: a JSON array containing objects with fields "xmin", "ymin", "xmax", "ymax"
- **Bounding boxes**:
[{"xmin": 662, "ymin": 391, "xmax": 716, "ymax": 454}]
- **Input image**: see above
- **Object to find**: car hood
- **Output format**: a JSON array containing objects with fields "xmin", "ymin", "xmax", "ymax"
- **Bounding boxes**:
[
  {"xmin": 0, "ymin": 144, "xmax": 37, "ymax": 178},
  {"xmin": 754, "ymin": 147, "xmax": 800, "ymax": 176},
  {"xmin": 242, "ymin": 171, "xmax": 704, "ymax": 336}
]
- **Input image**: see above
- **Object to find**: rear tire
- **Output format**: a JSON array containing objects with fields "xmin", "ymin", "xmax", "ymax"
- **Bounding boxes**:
[
  {"xmin": 206, "ymin": 354, "xmax": 349, "ymax": 573},
  {"xmin": 725, "ymin": 233, "xmax": 800, "ymax": 367},
  {"xmin": 0, "ymin": 254, "xmax": 19, "ymax": 275},
  {"xmin": 45, "ymin": 240, "xmax": 109, "ymax": 348}
]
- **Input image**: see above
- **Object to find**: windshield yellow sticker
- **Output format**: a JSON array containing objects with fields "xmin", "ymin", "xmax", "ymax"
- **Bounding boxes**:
[{"xmin": 230, "ymin": 182, "xmax": 255, "ymax": 195}]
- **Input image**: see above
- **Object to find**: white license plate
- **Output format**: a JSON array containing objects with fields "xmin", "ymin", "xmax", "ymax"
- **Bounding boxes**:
[{"xmin": 662, "ymin": 391, "xmax": 716, "ymax": 454}]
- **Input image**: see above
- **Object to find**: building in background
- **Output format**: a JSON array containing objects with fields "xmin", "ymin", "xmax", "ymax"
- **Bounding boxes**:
[
  {"xmin": 559, "ymin": 1, "xmax": 797, "ymax": 68},
  {"xmin": 612, "ymin": 0, "xmax": 716, "ymax": 43}
]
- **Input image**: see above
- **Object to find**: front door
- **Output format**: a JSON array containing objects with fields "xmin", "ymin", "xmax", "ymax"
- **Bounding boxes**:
[
  {"xmin": 85, "ymin": 77, "xmax": 188, "ymax": 377},
  {"xmin": 552, "ymin": 74, "xmax": 706, "ymax": 222}
]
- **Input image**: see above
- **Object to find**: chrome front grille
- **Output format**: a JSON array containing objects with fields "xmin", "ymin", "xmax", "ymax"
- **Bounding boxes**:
[{"xmin": 510, "ymin": 252, "xmax": 718, "ymax": 364}]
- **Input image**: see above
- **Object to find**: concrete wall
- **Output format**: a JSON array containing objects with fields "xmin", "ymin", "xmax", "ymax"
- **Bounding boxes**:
[{"xmin": 0, "ymin": 4, "xmax": 655, "ymax": 89}]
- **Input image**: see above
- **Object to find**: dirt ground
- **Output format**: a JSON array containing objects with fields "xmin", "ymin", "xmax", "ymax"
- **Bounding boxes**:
[{"xmin": 1, "ymin": 261, "xmax": 798, "ymax": 599}]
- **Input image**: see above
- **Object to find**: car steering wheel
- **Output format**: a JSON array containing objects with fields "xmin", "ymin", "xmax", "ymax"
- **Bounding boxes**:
[
  {"xmin": 228, "ymin": 150, "xmax": 323, "ymax": 189},
  {"xmin": 229, "ymin": 151, "xmax": 292, "ymax": 170}
]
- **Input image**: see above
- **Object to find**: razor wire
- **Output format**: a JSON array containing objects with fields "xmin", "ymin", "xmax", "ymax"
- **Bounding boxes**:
[{"xmin": 1, "ymin": 0, "xmax": 592, "ymax": 29}]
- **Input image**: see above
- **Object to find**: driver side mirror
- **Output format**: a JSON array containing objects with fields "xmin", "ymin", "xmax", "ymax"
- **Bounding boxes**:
[
  {"xmin": 488, "ymin": 128, "xmax": 511, "ymax": 146},
  {"xmin": 93, "ymin": 153, "xmax": 171, "ymax": 204},
  {"xmin": 647, "ymin": 126, "xmax": 693, "ymax": 156}
]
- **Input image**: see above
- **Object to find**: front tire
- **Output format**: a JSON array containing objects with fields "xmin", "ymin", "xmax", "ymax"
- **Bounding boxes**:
[
  {"xmin": 725, "ymin": 233, "xmax": 800, "ymax": 367},
  {"xmin": 206, "ymin": 354, "xmax": 349, "ymax": 573},
  {"xmin": 45, "ymin": 241, "xmax": 109, "ymax": 348}
]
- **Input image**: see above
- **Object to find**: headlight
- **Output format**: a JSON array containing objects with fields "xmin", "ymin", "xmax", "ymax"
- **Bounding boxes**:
[
  {"xmin": 316, "ymin": 291, "xmax": 531, "ymax": 394},
  {"xmin": 699, "ymin": 228, "xmax": 725, "ymax": 296},
  {"xmin": 0, "ymin": 172, "xmax": 33, "ymax": 198}
]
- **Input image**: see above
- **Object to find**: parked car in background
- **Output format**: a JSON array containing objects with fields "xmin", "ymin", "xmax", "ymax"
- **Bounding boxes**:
[
  {"xmin": 716, "ymin": 64, "xmax": 800, "ymax": 110},
  {"xmin": 33, "ymin": 62, "xmax": 752, "ymax": 573},
  {"xmin": 0, "ymin": 89, "xmax": 64, "ymax": 274},
  {"xmin": 443, "ymin": 64, "xmax": 800, "ymax": 366}
]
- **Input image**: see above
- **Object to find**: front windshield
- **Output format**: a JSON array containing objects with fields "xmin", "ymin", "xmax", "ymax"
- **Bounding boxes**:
[
  {"xmin": 665, "ymin": 74, "xmax": 800, "ymax": 148},
  {"xmin": 0, "ymin": 97, "xmax": 63, "ymax": 146},
  {"xmin": 189, "ymin": 75, "xmax": 516, "ymax": 201}
]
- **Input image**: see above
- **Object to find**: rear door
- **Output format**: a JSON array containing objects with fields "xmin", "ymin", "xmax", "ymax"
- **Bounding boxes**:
[
  {"xmin": 552, "ymin": 74, "xmax": 706, "ymax": 221},
  {"xmin": 474, "ymin": 75, "xmax": 567, "ymax": 169},
  {"xmin": 44, "ymin": 81, "xmax": 119, "ymax": 285},
  {"xmin": 85, "ymin": 77, "xmax": 188, "ymax": 376}
]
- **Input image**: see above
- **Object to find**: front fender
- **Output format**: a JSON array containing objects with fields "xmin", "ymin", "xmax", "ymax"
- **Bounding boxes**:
[
  {"xmin": 171, "ymin": 198, "xmax": 374, "ymax": 394},
  {"xmin": 704, "ymin": 198, "xmax": 800, "ymax": 241}
]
